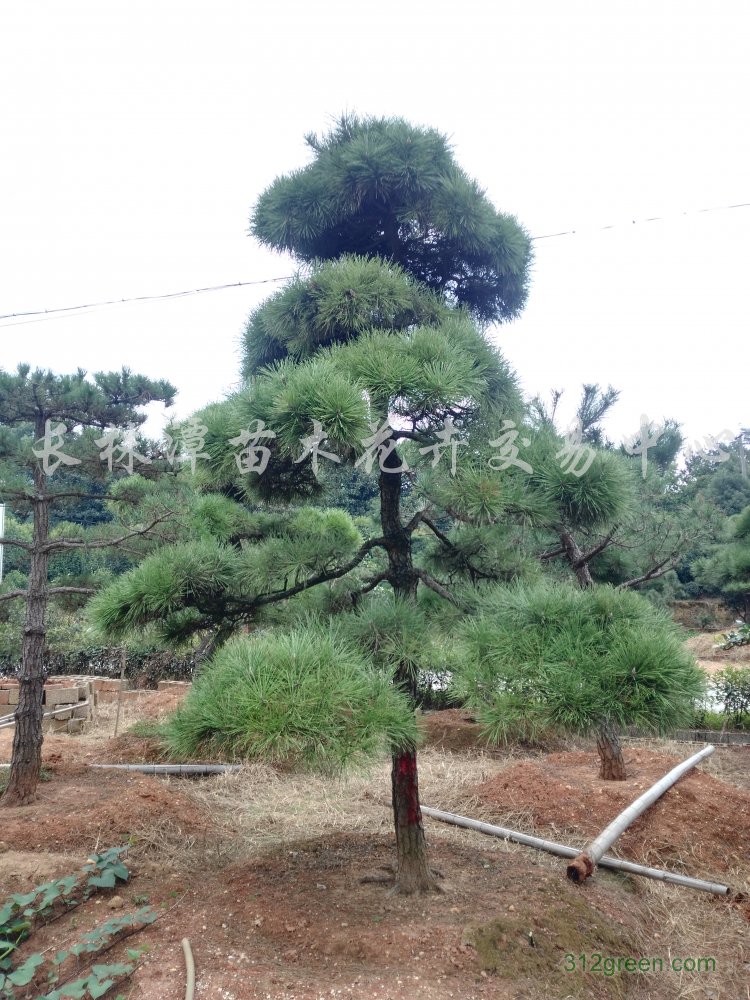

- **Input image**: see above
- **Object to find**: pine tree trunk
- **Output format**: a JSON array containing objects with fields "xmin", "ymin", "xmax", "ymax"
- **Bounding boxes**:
[
  {"xmin": 379, "ymin": 448, "xmax": 438, "ymax": 893},
  {"xmin": 391, "ymin": 745, "xmax": 437, "ymax": 893},
  {"xmin": 596, "ymin": 720, "xmax": 627, "ymax": 781},
  {"xmin": 1, "ymin": 451, "xmax": 49, "ymax": 807},
  {"xmin": 559, "ymin": 527, "xmax": 594, "ymax": 588},
  {"xmin": 559, "ymin": 530, "xmax": 628, "ymax": 779}
]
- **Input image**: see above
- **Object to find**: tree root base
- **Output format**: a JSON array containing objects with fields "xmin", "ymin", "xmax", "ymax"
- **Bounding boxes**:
[
  {"xmin": 0, "ymin": 789, "xmax": 37, "ymax": 808},
  {"xmin": 360, "ymin": 864, "xmax": 445, "ymax": 895}
]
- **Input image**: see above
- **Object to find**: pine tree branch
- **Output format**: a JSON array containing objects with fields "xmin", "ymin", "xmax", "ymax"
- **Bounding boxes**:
[
  {"xmin": 444, "ymin": 505, "xmax": 487, "ymax": 526},
  {"xmin": 0, "ymin": 585, "xmax": 97, "ymax": 604},
  {"xmin": 403, "ymin": 509, "xmax": 429, "ymax": 535},
  {"xmin": 392, "ymin": 428, "xmax": 433, "ymax": 445},
  {"xmin": 618, "ymin": 557, "xmax": 676, "ymax": 589},
  {"xmin": 576, "ymin": 525, "xmax": 620, "ymax": 567},
  {"xmin": 243, "ymin": 537, "xmax": 387, "ymax": 609},
  {"xmin": 39, "ymin": 490, "xmax": 117, "ymax": 502},
  {"xmin": 0, "ymin": 535, "xmax": 33, "ymax": 552},
  {"xmin": 0, "ymin": 589, "xmax": 26, "ymax": 603},
  {"xmin": 540, "ymin": 546, "xmax": 566, "ymax": 561},
  {"xmin": 414, "ymin": 568, "xmax": 465, "ymax": 608},
  {"xmin": 418, "ymin": 514, "xmax": 456, "ymax": 550},
  {"xmin": 351, "ymin": 571, "xmax": 390, "ymax": 602},
  {"xmin": 48, "ymin": 586, "xmax": 97, "ymax": 596},
  {"xmin": 40, "ymin": 512, "xmax": 173, "ymax": 553}
]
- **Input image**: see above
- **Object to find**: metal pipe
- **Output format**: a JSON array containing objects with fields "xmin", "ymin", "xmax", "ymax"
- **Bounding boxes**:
[
  {"xmin": 421, "ymin": 805, "xmax": 729, "ymax": 895},
  {"xmin": 566, "ymin": 744, "xmax": 715, "ymax": 883}
]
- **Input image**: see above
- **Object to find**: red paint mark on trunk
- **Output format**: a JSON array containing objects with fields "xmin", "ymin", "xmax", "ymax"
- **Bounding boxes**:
[{"xmin": 395, "ymin": 750, "xmax": 421, "ymax": 825}]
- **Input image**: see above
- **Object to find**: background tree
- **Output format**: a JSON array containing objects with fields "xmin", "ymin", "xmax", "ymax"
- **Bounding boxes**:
[
  {"xmin": 679, "ymin": 438, "xmax": 750, "ymax": 517},
  {"xmin": 691, "ymin": 504, "xmax": 750, "ymax": 621},
  {"xmin": 528, "ymin": 383, "xmax": 619, "ymax": 448},
  {"xmin": 0, "ymin": 365, "xmax": 174, "ymax": 806},
  {"xmin": 424, "ymin": 417, "xmax": 717, "ymax": 775}
]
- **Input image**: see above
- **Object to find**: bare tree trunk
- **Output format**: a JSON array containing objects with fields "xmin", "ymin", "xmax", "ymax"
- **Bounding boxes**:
[
  {"xmin": 1, "ymin": 447, "xmax": 49, "ymax": 807},
  {"xmin": 596, "ymin": 719, "xmax": 627, "ymax": 781},
  {"xmin": 379, "ymin": 448, "xmax": 438, "ymax": 893}
]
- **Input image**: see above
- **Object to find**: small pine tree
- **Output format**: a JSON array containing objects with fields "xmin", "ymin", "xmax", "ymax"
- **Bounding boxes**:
[{"xmin": 454, "ymin": 582, "xmax": 705, "ymax": 779}]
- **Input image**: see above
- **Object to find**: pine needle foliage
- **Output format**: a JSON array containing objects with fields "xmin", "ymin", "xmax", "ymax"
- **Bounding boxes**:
[
  {"xmin": 242, "ymin": 255, "xmax": 443, "ymax": 376},
  {"xmin": 86, "ymin": 539, "xmax": 237, "ymax": 640},
  {"xmin": 251, "ymin": 115, "xmax": 532, "ymax": 325},
  {"xmin": 163, "ymin": 625, "xmax": 418, "ymax": 769},
  {"xmin": 87, "ymin": 507, "xmax": 363, "ymax": 644},
  {"xmin": 453, "ymin": 582, "xmax": 705, "ymax": 744},
  {"xmin": 527, "ymin": 434, "xmax": 633, "ymax": 530},
  {"xmin": 337, "ymin": 594, "xmax": 447, "ymax": 689}
]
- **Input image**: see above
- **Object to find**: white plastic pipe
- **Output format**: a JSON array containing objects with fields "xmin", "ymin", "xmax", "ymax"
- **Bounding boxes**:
[
  {"xmin": 421, "ymin": 804, "xmax": 729, "ymax": 895},
  {"xmin": 182, "ymin": 938, "xmax": 195, "ymax": 1000},
  {"xmin": 0, "ymin": 699, "xmax": 90, "ymax": 729},
  {"xmin": 89, "ymin": 763, "xmax": 242, "ymax": 775},
  {"xmin": 566, "ymin": 744, "xmax": 715, "ymax": 883}
]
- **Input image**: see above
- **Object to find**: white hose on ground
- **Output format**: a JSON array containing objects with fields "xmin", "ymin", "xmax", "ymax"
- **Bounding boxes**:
[{"xmin": 566, "ymin": 744, "xmax": 715, "ymax": 883}]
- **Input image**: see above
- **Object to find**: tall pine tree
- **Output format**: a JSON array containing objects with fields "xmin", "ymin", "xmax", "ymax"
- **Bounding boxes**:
[
  {"xmin": 242, "ymin": 116, "xmax": 532, "ymax": 891},
  {"xmin": 0, "ymin": 366, "xmax": 174, "ymax": 806},
  {"xmin": 89, "ymin": 116, "xmax": 532, "ymax": 893}
]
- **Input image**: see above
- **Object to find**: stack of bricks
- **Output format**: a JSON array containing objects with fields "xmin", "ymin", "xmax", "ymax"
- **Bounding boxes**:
[
  {"xmin": 0, "ymin": 680, "xmax": 20, "ymax": 713},
  {"xmin": 93, "ymin": 677, "xmax": 143, "ymax": 705},
  {"xmin": 157, "ymin": 680, "xmax": 191, "ymax": 692},
  {"xmin": 42, "ymin": 677, "xmax": 94, "ymax": 734},
  {"xmin": 1, "ymin": 676, "xmax": 192, "ymax": 733},
  {"xmin": 0, "ymin": 677, "xmax": 95, "ymax": 735}
]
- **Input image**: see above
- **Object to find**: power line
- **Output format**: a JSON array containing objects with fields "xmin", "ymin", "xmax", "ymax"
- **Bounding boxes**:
[
  {"xmin": 1, "ymin": 199, "xmax": 748, "ymax": 328},
  {"xmin": 531, "ymin": 200, "xmax": 750, "ymax": 241},
  {"xmin": 0, "ymin": 275, "xmax": 292, "ymax": 324}
]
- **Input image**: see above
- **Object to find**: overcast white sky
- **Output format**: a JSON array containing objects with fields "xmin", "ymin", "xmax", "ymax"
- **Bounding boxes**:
[{"xmin": 1, "ymin": 0, "xmax": 748, "ymax": 452}]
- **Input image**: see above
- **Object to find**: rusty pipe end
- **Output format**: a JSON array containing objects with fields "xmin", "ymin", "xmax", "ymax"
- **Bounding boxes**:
[{"xmin": 566, "ymin": 853, "xmax": 594, "ymax": 883}]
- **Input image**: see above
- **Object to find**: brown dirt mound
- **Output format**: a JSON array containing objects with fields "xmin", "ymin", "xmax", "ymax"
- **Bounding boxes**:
[
  {"xmin": 685, "ymin": 630, "xmax": 750, "ymax": 670},
  {"xmin": 1, "ymin": 762, "xmax": 210, "ymax": 853},
  {"xmin": 125, "ymin": 832, "xmax": 661, "ymax": 1000},
  {"xmin": 421, "ymin": 708, "xmax": 487, "ymax": 752},
  {"xmin": 94, "ymin": 733, "xmax": 170, "ymax": 764},
  {"xmin": 470, "ymin": 748, "xmax": 750, "ymax": 876},
  {"xmin": 127, "ymin": 686, "xmax": 191, "ymax": 719},
  {"xmin": 119, "ymin": 828, "xmax": 748, "ymax": 999}
]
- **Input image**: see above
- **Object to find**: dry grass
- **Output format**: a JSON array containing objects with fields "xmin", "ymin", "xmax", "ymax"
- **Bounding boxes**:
[
  {"xmin": 123, "ymin": 749, "xmax": 541, "ymax": 873},
  {"xmin": 136, "ymin": 748, "xmax": 583, "ymax": 875},
  {"xmin": 638, "ymin": 878, "xmax": 750, "ymax": 999},
  {"xmin": 686, "ymin": 631, "xmax": 750, "ymax": 666},
  {"xmin": 69, "ymin": 694, "xmax": 160, "ymax": 745},
  {"xmin": 184, "ymin": 750, "xmax": 513, "ymax": 854}
]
